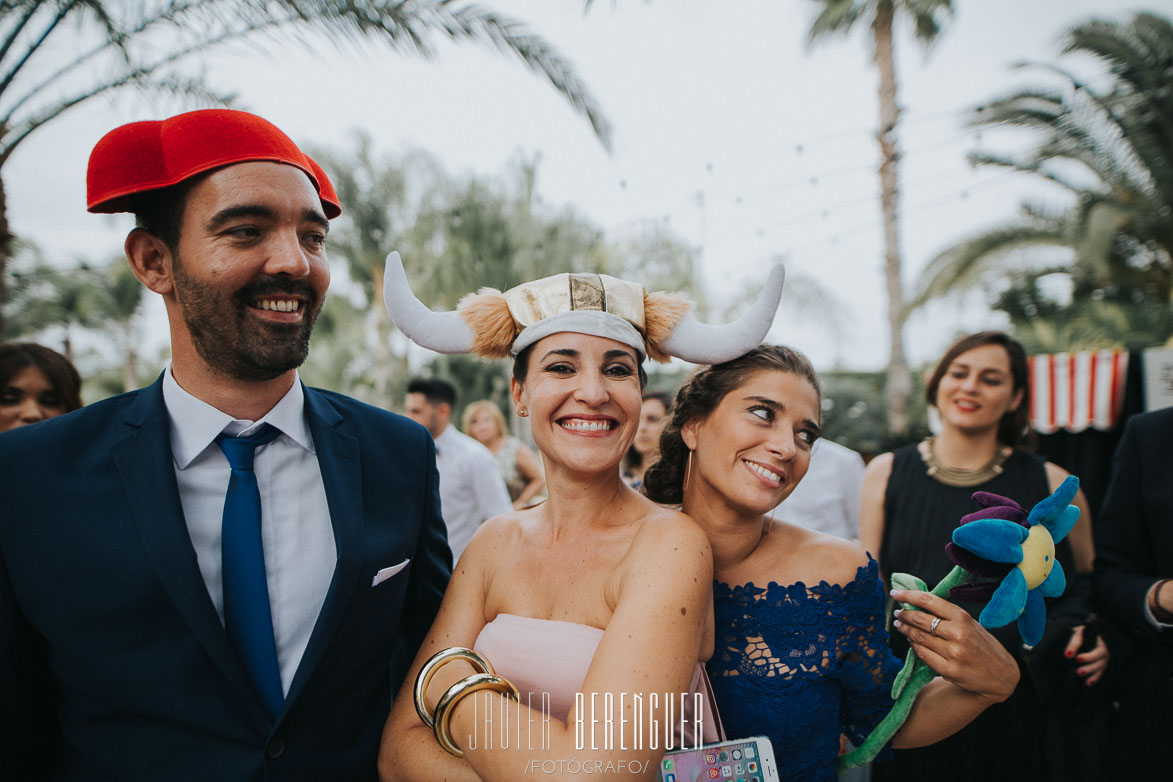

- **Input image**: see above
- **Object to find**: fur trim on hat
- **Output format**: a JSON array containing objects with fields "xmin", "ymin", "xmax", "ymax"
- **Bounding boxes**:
[
  {"xmin": 458, "ymin": 288, "xmax": 517, "ymax": 359},
  {"xmin": 642, "ymin": 291, "xmax": 692, "ymax": 363}
]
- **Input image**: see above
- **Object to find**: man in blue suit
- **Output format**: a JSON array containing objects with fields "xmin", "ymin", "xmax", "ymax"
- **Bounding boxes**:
[{"xmin": 0, "ymin": 109, "xmax": 451, "ymax": 780}]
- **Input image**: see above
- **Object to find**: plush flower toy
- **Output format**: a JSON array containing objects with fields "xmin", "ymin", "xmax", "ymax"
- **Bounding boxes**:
[{"xmin": 839, "ymin": 476, "xmax": 1081, "ymax": 771}]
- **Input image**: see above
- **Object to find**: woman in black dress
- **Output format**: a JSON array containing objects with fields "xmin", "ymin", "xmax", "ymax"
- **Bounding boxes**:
[{"xmin": 861, "ymin": 331, "xmax": 1108, "ymax": 782}]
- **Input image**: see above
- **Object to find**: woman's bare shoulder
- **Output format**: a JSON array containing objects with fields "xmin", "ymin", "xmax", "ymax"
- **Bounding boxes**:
[
  {"xmin": 457, "ymin": 509, "xmax": 535, "ymax": 571},
  {"xmin": 626, "ymin": 504, "xmax": 713, "ymax": 570},
  {"xmin": 1043, "ymin": 460, "xmax": 1072, "ymax": 489},
  {"xmin": 863, "ymin": 451, "xmax": 895, "ymax": 481},
  {"xmin": 770, "ymin": 523, "xmax": 870, "ymax": 588}
]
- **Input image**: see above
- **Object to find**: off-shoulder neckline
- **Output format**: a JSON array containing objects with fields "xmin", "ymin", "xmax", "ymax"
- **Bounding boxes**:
[{"xmin": 713, "ymin": 555, "xmax": 880, "ymax": 595}]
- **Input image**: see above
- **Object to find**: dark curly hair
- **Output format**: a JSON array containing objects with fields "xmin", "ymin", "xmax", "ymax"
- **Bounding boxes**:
[
  {"xmin": 925, "ymin": 331, "xmax": 1030, "ymax": 446},
  {"xmin": 644, "ymin": 345, "xmax": 820, "ymax": 504}
]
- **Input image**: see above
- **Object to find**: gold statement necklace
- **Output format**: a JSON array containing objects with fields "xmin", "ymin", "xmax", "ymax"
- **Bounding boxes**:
[{"xmin": 918, "ymin": 436, "xmax": 1012, "ymax": 488}]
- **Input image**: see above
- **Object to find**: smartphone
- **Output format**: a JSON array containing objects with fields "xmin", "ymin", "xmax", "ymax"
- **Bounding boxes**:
[{"xmin": 658, "ymin": 735, "xmax": 779, "ymax": 782}]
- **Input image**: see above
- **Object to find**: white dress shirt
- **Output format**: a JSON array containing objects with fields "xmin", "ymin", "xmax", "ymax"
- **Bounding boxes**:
[
  {"xmin": 163, "ymin": 368, "xmax": 336, "ymax": 693},
  {"xmin": 433, "ymin": 425, "xmax": 513, "ymax": 561},
  {"xmin": 776, "ymin": 438, "xmax": 866, "ymax": 541}
]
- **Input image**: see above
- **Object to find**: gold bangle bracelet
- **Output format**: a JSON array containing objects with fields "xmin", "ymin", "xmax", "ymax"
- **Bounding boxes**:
[
  {"xmin": 433, "ymin": 673, "xmax": 520, "ymax": 758},
  {"xmin": 413, "ymin": 647, "xmax": 496, "ymax": 729}
]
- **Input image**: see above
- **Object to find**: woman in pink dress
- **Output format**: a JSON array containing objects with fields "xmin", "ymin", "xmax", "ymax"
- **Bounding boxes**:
[{"xmin": 376, "ymin": 255, "xmax": 784, "ymax": 781}]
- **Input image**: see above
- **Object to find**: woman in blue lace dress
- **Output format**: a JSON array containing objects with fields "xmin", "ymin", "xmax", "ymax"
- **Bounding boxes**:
[{"xmin": 645, "ymin": 346, "xmax": 1021, "ymax": 782}]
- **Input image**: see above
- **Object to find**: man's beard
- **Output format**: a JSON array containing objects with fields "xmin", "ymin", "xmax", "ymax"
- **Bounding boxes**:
[{"xmin": 172, "ymin": 255, "xmax": 323, "ymax": 382}]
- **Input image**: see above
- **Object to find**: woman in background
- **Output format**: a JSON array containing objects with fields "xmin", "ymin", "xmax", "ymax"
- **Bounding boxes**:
[
  {"xmin": 621, "ymin": 390, "xmax": 671, "ymax": 489},
  {"xmin": 860, "ymin": 330, "xmax": 1108, "ymax": 782},
  {"xmin": 463, "ymin": 399, "xmax": 545, "ymax": 509},
  {"xmin": 0, "ymin": 343, "xmax": 82, "ymax": 432}
]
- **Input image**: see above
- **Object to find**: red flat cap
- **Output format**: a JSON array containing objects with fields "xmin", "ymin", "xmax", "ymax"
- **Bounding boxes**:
[{"xmin": 86, "ymin": 109, "xmax": 341, "ymax": 218}]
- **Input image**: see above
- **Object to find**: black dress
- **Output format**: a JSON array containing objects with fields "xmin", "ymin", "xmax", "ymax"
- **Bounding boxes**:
[{"xmin": 872, "ymin": 444, "xmax": 1105, "ymax": 782}]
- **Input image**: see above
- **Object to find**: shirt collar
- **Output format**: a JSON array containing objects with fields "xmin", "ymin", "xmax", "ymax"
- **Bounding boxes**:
[{"xmin": 162, "ymin": 366, "xmax": 315, "ymax": 469}]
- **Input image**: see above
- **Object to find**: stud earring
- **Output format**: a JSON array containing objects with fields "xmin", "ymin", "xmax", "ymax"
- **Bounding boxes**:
[{"xmin": 516, "ymin": 407, "xmax": 527, "ymax": 417}]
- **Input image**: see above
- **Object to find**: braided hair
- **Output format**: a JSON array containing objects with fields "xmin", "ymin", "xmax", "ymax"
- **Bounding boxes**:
[{"xmin": 644, "ymin": 345, "xmax": 821, "ymax": 505}]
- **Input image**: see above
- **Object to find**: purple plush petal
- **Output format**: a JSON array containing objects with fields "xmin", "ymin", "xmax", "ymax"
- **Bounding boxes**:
[
  {"xmin": 945, "ymin": 542, "xmax": 1014, "ymax": 577},
  {"xmin": 949, "ymin": 581, "xmax": 998, "ymax": 601},
  {"xmin": 972, "ymin": 492, "xmax": 1025, "ymax": 512},
  {"xmin": 959, "ymin": 505, "xmax": 1029, "ymax": 527}
]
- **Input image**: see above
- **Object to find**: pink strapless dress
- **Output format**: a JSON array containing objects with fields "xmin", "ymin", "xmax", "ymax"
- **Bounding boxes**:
[{"xmin": 474, "ymin": 613, "xmax": 725, "ymax": 745}]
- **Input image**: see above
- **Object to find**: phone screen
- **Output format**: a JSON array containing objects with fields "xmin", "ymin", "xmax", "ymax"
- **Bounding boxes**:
[{"xmin": 658, "ymin": 736, "xmax": 774, "ymax": 782}]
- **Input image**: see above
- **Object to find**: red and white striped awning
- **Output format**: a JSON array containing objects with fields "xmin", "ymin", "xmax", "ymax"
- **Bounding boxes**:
[{"xmin": 1029, "ymin": 349, "xmax": 1129, "ymax": 434}]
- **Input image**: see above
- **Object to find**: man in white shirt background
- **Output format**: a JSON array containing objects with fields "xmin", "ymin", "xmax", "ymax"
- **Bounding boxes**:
[
  {"xmin": 775, "ymin": 438, "xmax": 867, "ymax": 542},
  {"xmin": 405, "ymin": 377, "xmax": 513, "ymax": 560}
]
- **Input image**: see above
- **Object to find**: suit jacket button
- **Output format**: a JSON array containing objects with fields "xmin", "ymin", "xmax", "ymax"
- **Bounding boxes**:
[{"xmin": 267, "ymin": 738, "xmax": 286, "ymax": 759}]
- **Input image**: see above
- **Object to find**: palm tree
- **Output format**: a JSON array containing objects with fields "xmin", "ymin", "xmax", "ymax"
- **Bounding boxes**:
[
  {"xmin": 910, "ymin": 12, "xmax": 1173, "ymax": 339},
  {"xmin": 807, "ymin": 0, "xmax": 954, "ymax": 437},
  {"xmin": 311, "ymin": 134, "xmax": 429, "ymax": 402},
  {"xmin": 91, "ymin": 259, "xmax": 145, "ymax": 391},
  {"xmin": 0, "ymin": 0, "xmax": 613, "ymax": 339}
]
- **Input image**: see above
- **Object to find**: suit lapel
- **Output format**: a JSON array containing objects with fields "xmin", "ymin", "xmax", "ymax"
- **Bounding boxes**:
[
  {"xmin": 284, "ymin": 387, "xmax": 364, "ymax": 707},
  {"xmin": 112, "ymin": 377, "xmax": 265, "ymax": 720}
]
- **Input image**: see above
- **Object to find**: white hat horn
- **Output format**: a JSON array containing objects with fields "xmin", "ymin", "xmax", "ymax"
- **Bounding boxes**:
[
  {"xmin": 382, "ymin": 252, "xmax": 475, "ymax": 353},
  {"xmin": 658, "ymin": 264, "xmax": 786, "ymax": 365}
]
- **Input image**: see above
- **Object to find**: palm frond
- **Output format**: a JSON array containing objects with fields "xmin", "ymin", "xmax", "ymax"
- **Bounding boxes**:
[
  {"xmin": 806, "ymin": 0, "xmax": 867, "ymax": 45},
  {"xmin": 909, "ymin": 223, "xmax": 1068, "ymax": 311}
]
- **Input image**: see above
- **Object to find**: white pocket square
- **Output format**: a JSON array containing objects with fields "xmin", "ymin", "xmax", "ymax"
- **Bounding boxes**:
[{"xmin": 372, "ymin": 559, "xmax": 410, "ymax": 587}]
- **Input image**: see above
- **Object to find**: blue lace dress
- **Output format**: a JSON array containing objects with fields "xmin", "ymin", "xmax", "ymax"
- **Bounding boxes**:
[{"xmin": 708, "ymin": 558, "xmax": 901, "ymax": 782}]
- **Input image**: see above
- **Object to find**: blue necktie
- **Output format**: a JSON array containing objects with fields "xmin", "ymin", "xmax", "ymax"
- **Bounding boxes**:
[{"xmin": 217, "ymin": 424, "xmax": 284, "ymax": 718}]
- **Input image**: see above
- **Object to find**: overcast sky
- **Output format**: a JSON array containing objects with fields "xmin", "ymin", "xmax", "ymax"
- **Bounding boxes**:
[{"xmin": 5, "ymin": 0, "xmax": 1147, "ymax": 371}]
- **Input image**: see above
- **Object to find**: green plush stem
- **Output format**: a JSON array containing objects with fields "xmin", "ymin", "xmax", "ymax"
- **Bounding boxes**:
[
  {"xmin": 838, "ymin": 566, "xmax": 973, "ymax": 772},
  {"xmin": 931, "ymin": 565, "xmax": 970, "ymax": 597},
  {"xmin": 839, "ymin": 662, "xmax": 936, "ymax": 770}
]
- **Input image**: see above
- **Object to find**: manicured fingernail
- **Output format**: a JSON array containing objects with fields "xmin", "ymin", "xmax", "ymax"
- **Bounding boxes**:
[
  {"xmin": 1065, "ymin": 650, "xmax": 1074, "ymax": 658},
  {"xmin": 893, "ymin": 619, "xmax": 902, "ymax": 629}
]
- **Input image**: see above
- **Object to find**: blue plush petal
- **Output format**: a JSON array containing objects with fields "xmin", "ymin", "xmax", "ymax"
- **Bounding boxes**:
[
  {"xmin": 1027, "ymin": 475, "xmax": 1080, "ymax": 527},
  {"xmin": 979, "ymin": 568, "xmax": 1028, "ymax": 628},
  {"xmin": 1038, "ymin": 559, "xmax": 1066, "ymax": 598},
  {"xmin": 1043, "ymin": 505, "xmax": 1079, "ymax": 543},
  {"xmin": 953, "ymin": 519, "xmax": 1027, "ymax": 564},
  {"xmin": 1018, "ymin": 590, "xmax": 1047, "ymax": 646}
]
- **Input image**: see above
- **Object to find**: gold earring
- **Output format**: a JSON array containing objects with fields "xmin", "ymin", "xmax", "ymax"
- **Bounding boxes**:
[{"xmin": 683, "ymin": 449, "xmax": 693, "ymax": 494}]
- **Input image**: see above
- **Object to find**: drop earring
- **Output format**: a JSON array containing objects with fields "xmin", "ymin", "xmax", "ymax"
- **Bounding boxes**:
[{"xmin": 683, "ymin": 449, "xmax": 694, "ymax": 494}]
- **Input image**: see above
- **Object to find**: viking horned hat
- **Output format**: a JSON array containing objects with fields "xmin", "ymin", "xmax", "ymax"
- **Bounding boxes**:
[{"xmin": 382, "ymin": 252, "xmax": 784, "ymax": 365}]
